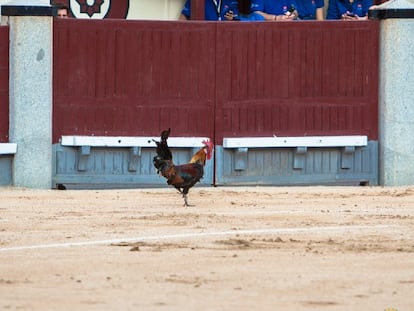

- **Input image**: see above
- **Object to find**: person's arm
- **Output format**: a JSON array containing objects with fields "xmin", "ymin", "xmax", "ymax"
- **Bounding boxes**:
[
  {"xmin": 316, "ymin": 7, "xmax": 324, "ymax": 20},
  {"xmin": 342, "ymin": 13, "xmax": 368, "ymax": 20},
  {"xmin": 254, "ymin": 10, "xmax": 274, "ymax": 20},
  {"xmin": 179, "ymin": 0, "xmax": 191, "ymax": 20},
  {"xmin": 255, "ymin": 10, "xmax": 297, "ymax": 21}
]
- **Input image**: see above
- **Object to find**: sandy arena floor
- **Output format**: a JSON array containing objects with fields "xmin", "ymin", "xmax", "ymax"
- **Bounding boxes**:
[{"xmin": 0, "ymin": 186, "xmax": 413, "ymax": 310}]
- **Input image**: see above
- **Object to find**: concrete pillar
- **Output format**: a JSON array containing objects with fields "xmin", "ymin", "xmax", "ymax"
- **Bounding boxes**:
[
  {"xmin": 1, "ymin": 3, "xmax": 56, "ymax": 188},
  {"xmin": 369, "ymin": 0, "xmax": 414, "ymax": 186}
]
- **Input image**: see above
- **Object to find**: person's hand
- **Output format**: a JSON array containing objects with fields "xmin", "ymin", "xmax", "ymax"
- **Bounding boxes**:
[
  {"xmin": 224, "ymin": 10, "xmax": 235, "ymax": 21},
  {"xmin": 277, "ymin": 11, "xmax": 297, "ymax": 21},
  {"xmin": 341, "ymin": 11, "xmax": 359, "ymax": 20}
]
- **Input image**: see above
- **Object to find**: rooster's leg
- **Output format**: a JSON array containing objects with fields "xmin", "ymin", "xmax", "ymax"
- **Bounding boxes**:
[
  {"xmin": 182, "ymin": 193, "xmax": 195, "ymax": 207},
  {"xmin": 183, "ymin": 194, "xmax": 189, "ymax": 206}
]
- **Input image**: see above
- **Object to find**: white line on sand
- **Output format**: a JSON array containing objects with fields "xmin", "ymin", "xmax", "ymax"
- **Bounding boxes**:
[{"xmin": 0, "ymin": 225, "xmax": 395, "ymax": 252}]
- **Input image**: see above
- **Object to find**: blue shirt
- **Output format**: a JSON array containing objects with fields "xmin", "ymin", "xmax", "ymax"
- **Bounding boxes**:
[
  {"xmin": 326, "ymin": 0, "xmax": 372, "ymax": 19},
  {"xmin": 181, "ymin": 0, "xmax": 234, "ymax": 20},
  {"xmin": 263, "ymin": 0, "xmax": 298, "ymax": 15},
  {"xmin": 224, "ymin": 0, "xmax": 265, "ymax": 21},
  {"xmin": 295, "ymin": 0, "xmax": 324, "ymax": 20}
]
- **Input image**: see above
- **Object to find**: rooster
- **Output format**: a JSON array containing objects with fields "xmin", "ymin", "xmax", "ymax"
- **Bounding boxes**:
[{"xmin": 152, "ymin": 128, "xmax": 213, "ymax": 206}]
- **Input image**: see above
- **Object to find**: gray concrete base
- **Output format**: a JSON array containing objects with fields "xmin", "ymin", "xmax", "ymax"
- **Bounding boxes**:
[
  {"xmin": 0, "ymin": 155, "xmax": 13, "ymax": 186},
  {"xmin": 52, "ymin": 144, "xmax": 214, "ymax": 189},
  {"xmin": 215, "ymin": 142, "xmax": 378, "ymax": 186}
]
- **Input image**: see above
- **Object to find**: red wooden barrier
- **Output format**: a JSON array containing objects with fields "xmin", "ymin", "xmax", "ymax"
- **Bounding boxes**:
[
  {"xmin": 53, "ymin": 19, "xmax": 379, "ymax": 144},
  {"xmin": 53, "ymin": 19, "xmax": 216, "ymax": 143},
  {"xmin": 0, "ymin": 26, "xmax": 9, "ymax": 143},
  {"xmin": 215, "ymin": 21, "xmax": 379, "ymax": 144}
]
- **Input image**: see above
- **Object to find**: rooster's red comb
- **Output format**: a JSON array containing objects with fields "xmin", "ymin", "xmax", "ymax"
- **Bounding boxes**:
[{"xmin": 202, "ymin": 139, "xmax": 214, "ymax": 160}]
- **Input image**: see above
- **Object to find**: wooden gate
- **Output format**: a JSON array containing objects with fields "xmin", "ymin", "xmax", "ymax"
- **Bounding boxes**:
[
  {"xmin": 52, "ymin": 19, "xmax": 379, "ymax": 188},
  {"xmin": 53, "ymin": 19, "xmax": 215, "ymax": 141},
  {"xmin": 215, "ymin": 21, "xmax": 378, "ymax": 141},
  {"xmin": 214, "ymin": 21, "xmax": 379, "ymax": 185},
  {"xmin": 53, "ymin": 19, "xmax": 216, "ymax": 187}
]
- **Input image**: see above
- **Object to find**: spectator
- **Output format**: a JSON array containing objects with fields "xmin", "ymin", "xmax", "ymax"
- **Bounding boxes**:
[
  {"xmin": 179, "ymin": 0, "xmax": 234, "ymax": 20},
  {"xmin": 55, "ymin": 4, "xmax": 69, "ymax": 18},
  {"xmin": 326, "ymin": 0, "xmax": 373, "ymax": 20},
  {"xmin": 223, "ymin": 0, "xmax": 265, "ymax": 21},
  {"xmin": 256, "ymin": 0, "xmax": 299, "ymax": 21},
  {"xmin": 295, "ymin": 0, "xmax": 324, "ymax": 20}
]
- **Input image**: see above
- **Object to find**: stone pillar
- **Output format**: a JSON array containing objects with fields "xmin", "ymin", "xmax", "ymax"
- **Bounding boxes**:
[
  {"xmin": 1, "ymin": 3, "xmax": 56, "ymax": 188},
  {"xmin": 369, "ymin": 0, "xmax": 414, "ymax": 186}
]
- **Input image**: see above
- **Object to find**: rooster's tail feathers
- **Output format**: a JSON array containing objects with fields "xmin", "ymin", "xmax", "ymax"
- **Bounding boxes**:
[
  {"xmin": 160, "ymin": 128, "xmax": 171, "ymax": 142},
  {"xmin": 153, "ymin": 128, "xmax": 172, "ymax": 161},
  {"xmin": 153, "ymin": 128, "xmax": 173, "ymax": 172}
]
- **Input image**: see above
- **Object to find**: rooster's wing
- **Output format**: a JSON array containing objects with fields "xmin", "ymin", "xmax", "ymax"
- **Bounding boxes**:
[{"xmin": 167, "ymin": 163, "xmax": 204, "ymax": 192}]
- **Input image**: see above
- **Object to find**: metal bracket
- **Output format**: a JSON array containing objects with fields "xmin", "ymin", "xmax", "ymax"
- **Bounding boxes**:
[
  {"xmin": 341, "ymin": 146, "xmax": 356, "ymax": 169},
  {"xmin": 128, "ymin": 146, "xmax": 141, "ymax": 172},
  {"xmin": 293, "ymin": 146, "xmax": 307, "ymax": 170},
  {"xmin": 77, "ymin": 145, "xmax": 90, "ymax": 171},
  {"xmin": 234, "ymin": 147, "xmax": 248, "ymax": 171}
]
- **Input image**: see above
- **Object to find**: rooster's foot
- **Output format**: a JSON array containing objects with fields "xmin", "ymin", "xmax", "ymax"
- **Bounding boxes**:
[{"xmin": 182, "ymin": 194, "xmax": 193, "ymax": 206}]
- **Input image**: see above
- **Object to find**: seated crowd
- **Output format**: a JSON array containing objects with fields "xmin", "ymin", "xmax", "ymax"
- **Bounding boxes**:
[{"xmin": 179, "ymin": 0, "xmax": 374, "ymax": 21}]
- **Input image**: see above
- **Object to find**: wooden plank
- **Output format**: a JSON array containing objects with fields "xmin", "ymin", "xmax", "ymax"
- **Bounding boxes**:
[
  {"xmin": 223, "ymin": 136, "xmax": 368, "ymax": 148},
  {"xmin": 61, "ymin": 136, "xmax": 211, "ymax": 148},
  {"xmin": 0, "ymin": 143, "xmax": 17, "ymax": 155}
]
